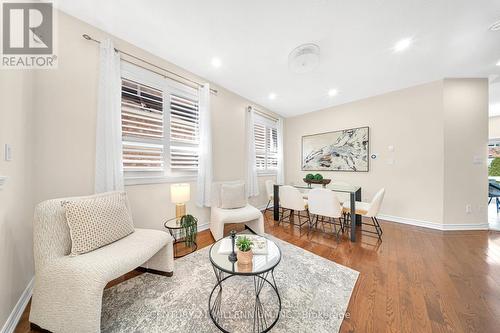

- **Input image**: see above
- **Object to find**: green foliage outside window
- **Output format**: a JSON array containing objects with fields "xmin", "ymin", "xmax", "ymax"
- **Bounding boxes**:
[{"xmin": 489, "ymin": 158, "xmax": 500, "ymax": 177}]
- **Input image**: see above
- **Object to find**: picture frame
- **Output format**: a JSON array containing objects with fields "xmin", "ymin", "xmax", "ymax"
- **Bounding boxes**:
[{"xmin": 301, "ymin": 126, "xmax": 369, "ymax": 172}]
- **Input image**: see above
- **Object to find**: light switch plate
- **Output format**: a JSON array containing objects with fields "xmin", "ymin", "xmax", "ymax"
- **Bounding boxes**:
[{"xmin": 4, "ymin": 144, "xmax": 12, "ymax": 161}]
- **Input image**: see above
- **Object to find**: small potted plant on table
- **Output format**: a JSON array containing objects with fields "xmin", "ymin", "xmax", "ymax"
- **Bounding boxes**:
[
  {"xmin": 180, "ymin": 214, "xmax": 197, "ymax": 247},
  {"xmin": 236, "ymin": 236, "xmax": 254, "ymax": 265}
]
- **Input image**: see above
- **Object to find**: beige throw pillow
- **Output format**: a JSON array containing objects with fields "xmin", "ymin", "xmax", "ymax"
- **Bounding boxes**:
[
  {"xmin": 220, "ymin": 183, "xmax": 247, "ymax": 209},
  {"xmin": 63, "ymin": 192, "xmax": 135, "ymax": 256}
]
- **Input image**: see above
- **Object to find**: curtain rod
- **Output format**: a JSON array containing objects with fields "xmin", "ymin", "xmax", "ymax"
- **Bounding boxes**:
[
  {"xmin": 248, "ymin": 106, "xmax": 280, "ymax": 122},
  {"xmin": 82, "ymin": 34, "xmax": 218, "ymax": 94}
]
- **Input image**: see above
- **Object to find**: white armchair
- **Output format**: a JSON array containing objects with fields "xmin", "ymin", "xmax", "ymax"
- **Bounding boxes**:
[
  {"xmin": 209, "ymin": 181, "xmax": 265, "ymax": 240},
  {"xmin": 29, "ymin": 192, "xmax": 174, "ymax": 333}
]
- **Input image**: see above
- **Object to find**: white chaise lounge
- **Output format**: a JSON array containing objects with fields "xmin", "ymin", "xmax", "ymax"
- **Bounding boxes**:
[{"xmin": 29, "ymin": 192, "xmax": 174, "ymax": 333}]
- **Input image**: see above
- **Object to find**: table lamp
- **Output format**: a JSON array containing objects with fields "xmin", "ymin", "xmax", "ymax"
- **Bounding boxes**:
[{"xmin": 171, "ymin": 183, "xmax": 190, "ymax": 219}]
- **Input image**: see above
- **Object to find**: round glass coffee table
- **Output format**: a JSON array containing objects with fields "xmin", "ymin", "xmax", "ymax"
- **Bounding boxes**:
[
  {"xmin": 208, "ymin": 234, "xmax": 282, "ymax": 333},
  {"xmin": 163, "ymin": 217, "xmax": 197, "ymax": 258}
]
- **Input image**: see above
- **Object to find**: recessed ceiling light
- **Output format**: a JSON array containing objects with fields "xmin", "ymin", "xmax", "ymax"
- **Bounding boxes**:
[
  {"xmin": 496, "ymin": 59, "xmax": 500, "ymax": 66},
  {"xmin": 211, "ymin": 57, "xmax": 222, "ymax": 68},
  {"xmin": 393, "ymin": 38, "xmax": 412, "ymax": 52},
  {"xmin": 328, "ymin": 89, "xmax": 338, "ymax": 97},
  {"xmin": 268, "ymin": 93, "xmax": 276, "ymax": 100},
  {"xmin": 489, "ymin": 20, "xmax": 500, "ymax": 31}
]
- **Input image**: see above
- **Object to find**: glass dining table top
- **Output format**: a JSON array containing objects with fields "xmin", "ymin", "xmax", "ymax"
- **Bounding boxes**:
[{"xmin": 278, "ymin": 183, "xmax": 361, "ymax": 193}]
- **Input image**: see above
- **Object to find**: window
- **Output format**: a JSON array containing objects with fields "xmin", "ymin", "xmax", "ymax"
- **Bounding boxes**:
[
  {"xmin": 254, "ymin": 114, "xmax": 279, "ymax": 174},
  {"xmin": 169, "ymin": 93, "xmax": 199, "ymax": 172},
  {"xmin": 121, "ymin": 63, "xmax": 199, "ymax": 183}
]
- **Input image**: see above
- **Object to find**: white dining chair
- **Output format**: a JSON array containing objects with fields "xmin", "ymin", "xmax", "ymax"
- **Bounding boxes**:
[
  {"xmin": 307, "ymin": 188, "xmax": 344, "ymax": 241},
  {"xmin": 279, "ymin": 185, "xmax": 310, "ymax": 233},
  {"xmin": 343, "ymin": 188, "xmax": 385, "ymax": 239}
]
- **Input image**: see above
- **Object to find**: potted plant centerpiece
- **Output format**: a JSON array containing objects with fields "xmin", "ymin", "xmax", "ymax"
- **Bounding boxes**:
[
  {"xmin": 236, "ymin": 236, "xmax": 254, "ymax": 265},
  {"xmin": 303, "ymin": 173, "xmax": 331, "ymax": 188}
]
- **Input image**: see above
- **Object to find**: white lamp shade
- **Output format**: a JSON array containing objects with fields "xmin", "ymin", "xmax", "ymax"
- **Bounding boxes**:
[{"xmin": 171, "ymin": 183, "xmax": 190, "ymax": 203}]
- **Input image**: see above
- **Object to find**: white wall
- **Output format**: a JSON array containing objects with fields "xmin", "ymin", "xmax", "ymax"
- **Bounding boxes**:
[
  {"xmin": 0, "ymin": 71, "xmax": 35, "ymax": 329},
  {"xmin": 490, "ymin": 116, "xmax": 500, "ymax": 139},
  {"xmin": 285, "ymin": 79, "xmax": 489, "ymax": 228},
  {"xmin": 33, "ymin": 11, "xmax": 276, "ymax": 231},
  {"xmin": 285, "ymin": 81, "xmax": 445, "ymax": 225},
  {"xmin": 443, "ymin": 79, "xmax": 488, "ymax": 226}
]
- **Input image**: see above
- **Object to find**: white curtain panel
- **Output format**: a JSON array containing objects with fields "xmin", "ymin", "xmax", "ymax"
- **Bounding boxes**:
[
  {"xmin": 95, "ymin": 39, "xmax": 124, "ymax": 193},
  {"xmin": 277, "ymin": 116, "xmax": 285, "ymax": 184},
  {"xmin": 246, "ymin": 107, "xmax": 260, "ymax": 197},
  {"xmin": 196, "ymin": 84, "xmax": 213, "ymax": 207}
]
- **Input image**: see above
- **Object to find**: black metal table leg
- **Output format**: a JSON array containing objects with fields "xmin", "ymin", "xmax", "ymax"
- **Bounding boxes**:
[
  {"xmin": 273, "ymin": 185, "xmax": 280, "ymax": 221},
  {"xmin": 355, "ymin": 188, "xmax": 362, "ymax": 226},
  {"xmin": 350, "ymin": 192, "xmax": 356, "ymax": 242},
  {"xmin": 208, "ymin": 268, "xmax": 281, "ymax": 333}
]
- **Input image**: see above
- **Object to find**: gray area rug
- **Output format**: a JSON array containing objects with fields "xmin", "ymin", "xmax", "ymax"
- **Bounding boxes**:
[{"xmin": 101, "ymin": 235, "xmax": 359, "ymax": 332}]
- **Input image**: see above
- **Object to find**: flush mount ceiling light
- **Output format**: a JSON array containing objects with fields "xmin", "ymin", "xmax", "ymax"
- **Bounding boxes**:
[
  {"xmin": 393, "ymin": 38, "xmax": 412, "ymax": 52},
  {"xmin": 268, "ymin": 92, "xmax": 277, "ymax": 100},
  {"xmin": 211, "ymin": 57, "xmax": 222, "ymax": 68},
  {"xmin": 288, "ymin": 43, "xmax": 320, "ymax": 74},
  {"xmin": 328, "ymin": 89, "xmax": 338, "ymax": 97},
  {"xmin": 489, "ymin": 20, "xmax": 500, "ymax": 31}
]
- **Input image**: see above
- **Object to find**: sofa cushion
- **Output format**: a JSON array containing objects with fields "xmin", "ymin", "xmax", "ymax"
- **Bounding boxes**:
[
  {"xmin": 220, "ymin": 183, "xmax": 246, "ymax": 209},
  {"xmin": 62, "ymin": 192, "xmax": 135, "ymax": 256},
  {"xmin": 51, "ymin": 228, "xmax": 173, "ymax": 282}
]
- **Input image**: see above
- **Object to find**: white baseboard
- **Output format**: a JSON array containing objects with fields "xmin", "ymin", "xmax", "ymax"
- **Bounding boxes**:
[
  {"xmin": 378, "ymin": 214, "xmax": 490, "ymax": 231},
  {"xmin": 197, "ymin": 222, "xmax": 209, "ymax": 232},
  {"xmin": 1, "ymin": 277, "xmax": 34, "ymax": 333}
]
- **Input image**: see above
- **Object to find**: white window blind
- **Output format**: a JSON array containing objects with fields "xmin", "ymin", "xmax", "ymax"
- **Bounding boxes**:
[
  {"xmin": 121, "ymin": 62, "xmax": 200, "ymax": 183},
  {"xmin": 121, "ymin": 78, "xmax": 165, "ymax": 176},
  {"xmin": 254, "ymin": 114, "xmax": 279, "ymax": 173},
  {"xmin": 169, "ymin": 93, "xmax": 199, "ymax": 171},
  {"xmin": 266, "ymin": 127, "xmax": 278, "ymax": 169},
  {"xmin": 254, "ymin": 123, "xmax": 266, "ymax": 169}
]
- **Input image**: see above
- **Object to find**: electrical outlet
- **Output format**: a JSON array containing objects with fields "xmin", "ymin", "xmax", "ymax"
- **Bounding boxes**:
[
  {"xmin": 4, "ymin": 144, "xmax": 12, "ymax": 161},
  {"xmin": 465, "ymin": 204, "xmax": 472, "ymax": 214}
]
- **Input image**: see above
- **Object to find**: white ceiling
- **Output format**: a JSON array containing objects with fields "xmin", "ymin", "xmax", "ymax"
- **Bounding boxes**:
[{"xmin": 56, "ymin": 0, "xmax": 500, "ymax": 117}]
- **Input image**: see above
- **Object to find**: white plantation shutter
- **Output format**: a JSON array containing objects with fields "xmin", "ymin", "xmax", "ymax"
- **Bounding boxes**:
[
  {"xmin": 254, "ymin": 123, "xmax": 266, "ymax": 169},
  {"xmin": 169, "ymin": 93, "xmax": 199, "ymax": 171},
  {"xmin": 253, "ymin": 114, "xmax": 279, "ymax": 173},
  {"xmin": 266, "ymin": 127, "xmax": 278, "ymax": 169},
  {"xmin": 120, "ymin": 62, "xmax": 201, "ymax": 183},
  {"xmin": 121, "ymin": 78, "xmax": 165, "ymax": 176}
]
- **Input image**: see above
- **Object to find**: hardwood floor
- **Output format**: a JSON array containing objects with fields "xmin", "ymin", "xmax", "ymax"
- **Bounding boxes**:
[{"xmin": 16, "ymin": 213, "xmax": 500, "ymax": 333}]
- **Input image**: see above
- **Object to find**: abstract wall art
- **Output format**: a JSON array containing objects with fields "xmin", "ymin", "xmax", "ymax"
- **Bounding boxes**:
[{"xmin": 302, "ymin": 126, "xmax": 369, "ymax": 172}]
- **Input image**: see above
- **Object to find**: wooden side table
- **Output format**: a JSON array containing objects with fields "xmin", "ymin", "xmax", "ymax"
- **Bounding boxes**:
[{"xmin": 163, "ymin": 217, "xmax": 198, "ymax": 258}]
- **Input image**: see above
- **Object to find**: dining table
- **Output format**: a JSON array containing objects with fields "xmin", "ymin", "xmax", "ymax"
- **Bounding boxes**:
[{"xmin": 273, "ymin": 183, "xmax": 362, "ymax": 242}]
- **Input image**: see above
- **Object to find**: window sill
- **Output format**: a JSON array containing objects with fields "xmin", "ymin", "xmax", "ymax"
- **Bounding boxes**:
[
  {"xmin": 257, "ymin": 171, "xmax": 277, "ymax": 177},
  {"xmin": 125, "ymin": 175, "xmax": 197, "ymax": 186}
]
